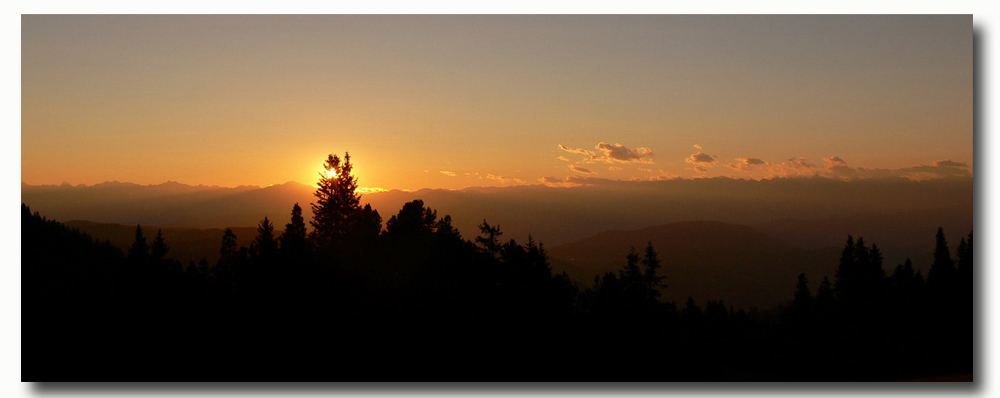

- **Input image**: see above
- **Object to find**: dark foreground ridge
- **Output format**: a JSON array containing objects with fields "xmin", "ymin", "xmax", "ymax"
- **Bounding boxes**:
[{"xmin": 22, "ymin": 153, "xmax": 973, "ymax": 382}]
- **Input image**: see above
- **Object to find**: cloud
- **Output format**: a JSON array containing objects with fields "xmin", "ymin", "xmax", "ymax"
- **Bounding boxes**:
[
  {"xmin": 726, "ymin": 157, "xmax": 767, "ymax": 171},
  {"xmin": 608, "ymin": 166, "xmax": 623, "ymax": 171},
  {"xmin": 597, "ymin": 142, "xmax": 654, "ymax": 163},
  {"xmin": 933, "ymin": 159, "xmax": 969, "ymax": 168},
  {"xmin": 894, "ymin": 163, "xmax": 972, "ymax": 180},
  {"xmin": 822, "ymin": 156, "xmax": 971, "ymax": 181},
  {"xmin": 558, "ymin": 142, "xmax": 654, "ymax": 164},
  {"xmin": 357, "ymin": 187, "xmax": 388, "ymax": 194},
  {"xmin": 487, "ymin": 173, "xmax": 525, "ymax": 184},
  {"xmin": 557, "ymin": 156, "xmax": 570, "ymax": 162},
  {"xmin": 569, "ymin": 164, "xmax": 594, "ymax": 174},
  {"xmin": 823, "ymin": 156, "xmax": 855, "ymax": 179},
  {"xmin": 694, "ymin": 144, "xmax": 703, "ymax": 150},
  {"xmin": 693, "ymin": 166, "xmax": 709, "ymax": 173},
  {"xmin": 539, "ymin": 176, "xmax": 585, "ymax": 188},
  {"xmin": 767, "ymin": 157, "xmax": 818, "ymax": 178},
  {"xmin": 685, "ymin": 152, "xmax": 717, "ymax": 166},
  {"xmin": 439, "ymin": 170, "xmax": 457, "ymax": 177}
]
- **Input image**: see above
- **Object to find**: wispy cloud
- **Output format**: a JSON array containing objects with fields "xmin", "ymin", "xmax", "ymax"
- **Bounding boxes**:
[
  {"xmin": 933, "ymin": 159, "xmax": 969, "ymax": 168},
  {"xmin": 823, "ymin": 157, "xmax": 971, "ymax": 181},
  {"xmin": 725, "ymin": 157, "xmax": 767, "ymax": 172},
  {"xmin": 685, "ymin": 152, "xmax": 717, "ymax": 165},
  {"xmin": 558, "ymin": 142, "xmax": 654, "ymax": 164},
  {"xmin": 487, "ymin": 173, "xmax": 525, "ymax": 184},
  {"xmin": 569, "ymin": 164, "xmax": 594, "ymax": 174},
  {"xmin": 439, "ymin": 170, "xmax": 457, "ymax": 177},
  {"xmin": 685, "ymin": 146, "xmax": 718, "ymax": 174},
  {"xmin": 539, "ymin": 176, "xmax": 585, "ymax": 188},
  {"xmin": 720, "ymin": 155, "xmax": 972, "ymax": 181},
  {"xmin": 769, "ymin": 157, "xmax": 817, "ymax": 178}
]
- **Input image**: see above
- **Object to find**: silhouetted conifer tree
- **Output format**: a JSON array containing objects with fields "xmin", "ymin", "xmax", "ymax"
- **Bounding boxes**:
[
  {"xmin": 280, "ymin": 203, "xmax": 309, "ymax": 260},
  {"xmin": 251, "ymin": 217, "xmax": 278, "ymax": 262},
  {"xmin": 814, "ymin": 275, "xmax": 834, "ymax": 315},
  {"xmin": 620, "ymin": 247, "xmax": 641, "ymax": 283},
  {"xmin": 834, "ymin": 235, "xmax": 856, "ymax": 296},
  {"xmin": 705, "ymin": 299, "xmax": 729, "ymax": 323},
  {"xmin": 476, "ymin": 219, "xmax": 503, "ymax": 257},
  {"xmin": 150, "ymin": 229, "xmax": 168, "ymax": 262},
  {"xmin": 524, "ymin": 235, "xmax": 551, "ymax": 278},
  {"xmin": 220, "ymin": 228, "xmax": 238, "ymax": 264},
  {"xmin": 957, "ymin": 231, "xmax": 973, "ymax": 293},
  {"xmin": 354, "ymin": 203, "xmax": 382, "ymax": 241},
  {"xmin": 927, "ymin": 227, "xmax": 956, "ymax": 290},
  {"xmin": 641, "ymin": 242, "xmax": 665, "ymax": 298},
  {"xmin": 127, "ymin": 225, "xmax": 149, "ymax": 265},
  {"xmin": 790, "ymin": 273, "xmax": 812, "ymax": 319},
  {"xmin": 434, "ymin": 215, "xmax": 461, "ymax": 241},
  {"xmin": 684, "ymin": 296, "xmax": 702, "ymax": 319},
  {"xmin": 310, "ymin": 152, "xmax": 362, "ymax": 247},
  {"xmin": 385, "ymin": 200, "xmax": 437, "ymax": 240}
]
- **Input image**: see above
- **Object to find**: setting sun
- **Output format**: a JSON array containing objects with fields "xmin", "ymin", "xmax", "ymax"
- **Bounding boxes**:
[{"xmin": 20, "ymin": 14, "xmax": 974, "ymax": 383}]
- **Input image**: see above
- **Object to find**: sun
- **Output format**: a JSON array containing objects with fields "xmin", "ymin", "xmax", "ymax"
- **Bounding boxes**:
[{"xmin": 323, "ymin": 168, "xmax": 339, "ymax": 179}]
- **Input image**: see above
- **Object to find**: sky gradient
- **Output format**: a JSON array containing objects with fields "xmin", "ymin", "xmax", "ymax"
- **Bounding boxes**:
[{"xmin": 21, "ymin": 15, "xmax": 972, "ymax": 190}]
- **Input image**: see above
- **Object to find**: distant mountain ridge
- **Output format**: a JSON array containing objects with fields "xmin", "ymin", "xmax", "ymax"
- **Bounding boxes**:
[
  {"xmin": 23, "ymin": 177, "xmax": 973, "ymax": 250},
  {"xmin": 62, "ymin": 220, "xmax": 258, "ymax": 266},
  {"xmin": 547, "ymin": 220, "xmax": 842, "ymax": 308}
]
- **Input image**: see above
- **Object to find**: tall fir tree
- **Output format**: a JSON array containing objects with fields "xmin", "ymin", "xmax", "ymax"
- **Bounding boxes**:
[
  {"xmin": 219, "ymin": 228, "xmax": 238, "ymax": 266},
  {"xmin": 641, "ymin": 241, "xmax": 666, "ymax": 297},
  {"xmin": 927, "ymin": 227, "xmax": 956, "ymax": 290},
  {"xmin": 834, "ymin": 235, "xmax": 856, "ymax": 295},
  {"xmin": 251, "ymin": 216, "xmax": 278, "ymax": 262},
  {"xmin": 127, "ymin": 225, "xmax": 149, "ymax": 265},
  {"xmin": 310, "ymin": 152, "xmax": 362, "ymax": 247},
  {"xmin": 280, "ymin": 203, "xmax": 309, "ymax": 260},
  {"xmin": 150, "ymin": 229, "xmax": 169, "ymax": 262},
  {"xmin": 956, "ymin": 231, "xmax": 973, "ymax": 291},
  {"xmin": 791, "ymin": 273, "xmax": 813, "ymax": 318},
  {"xmin": 475, "ymin": 219, "xmax": 503, "ymax": 257}
]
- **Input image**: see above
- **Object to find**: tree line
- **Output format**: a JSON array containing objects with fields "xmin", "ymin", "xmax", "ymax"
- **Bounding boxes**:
[{"xmin": 22, "ymin": 152, "xmax": 972, "ymax": 381}]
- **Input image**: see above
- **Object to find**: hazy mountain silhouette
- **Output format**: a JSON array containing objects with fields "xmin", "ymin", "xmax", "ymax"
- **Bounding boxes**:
[
  {"xmin": 23, "ymin": 181, "xmax": 315, "ymax": 228},
  {"xmin": 23, "ymin": 176, "xmax": 972, "ymax": 252},
  {"xmin": 753, "ymin": 204, "xmax": 973, "ymax": 266},
  {"xmin": 63, "ymin": 220, "xmax": 258, "ymax": 265},
  {"xmin": 548, "ymin": 221, "xmax": 843, "ymax": 308}
]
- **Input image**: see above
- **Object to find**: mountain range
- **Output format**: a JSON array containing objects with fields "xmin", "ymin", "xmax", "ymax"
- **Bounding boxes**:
[{"xmin": 24, "ymin": 176, "xmax": 972, "ymax": 308}]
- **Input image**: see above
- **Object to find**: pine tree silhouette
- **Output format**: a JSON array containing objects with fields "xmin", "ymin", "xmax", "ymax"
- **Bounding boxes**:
[
  {"xmin": 385, "ymin": 200, "xmax": 437, "ymax": 240},
  {"xmin": 927, "ymin": 227, "xmax": 956, "ymax": 290},
  {"xmin": 790, "ymin": 273, "xmax": 812, "ymax": 318},
  {"xmin": 310, "ymin": 152, "xmax": 362, "ymax": 248},
  {"xmin": 641, "ymin": 241, "xmax": 665, "ymax": 298},
  {"xmin": 251, "ymin": 216, "xmax": 278, "ymax": 262},
  {"xmin": 279, "ymin": 203, "xmax": 310, "ymax": 261},
  {"xmin": 475, "ymin": 219, "xmax": 502, "ymax": 257},
  {"xmin": 127, "ymin": 225, "xmax": 149, "ymax": 265},
  {"xmin": 150, "ymin": 229, "xmax": 169, "ymax": 262}
]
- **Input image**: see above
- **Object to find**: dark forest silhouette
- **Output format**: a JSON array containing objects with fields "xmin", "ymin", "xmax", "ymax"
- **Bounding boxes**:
[{"xmin": 23, "ymin": 153, "xmax": 972, "ymax": 381}]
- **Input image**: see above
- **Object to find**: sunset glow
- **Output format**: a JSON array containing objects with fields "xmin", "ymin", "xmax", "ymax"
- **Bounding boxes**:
[
  {"xmin": 20, "ymin": 15, "xmax": 971, "ymax": 191},
  {"xmin": 21, "ymin": 14, "xmax": 975, "ymax": 383}
]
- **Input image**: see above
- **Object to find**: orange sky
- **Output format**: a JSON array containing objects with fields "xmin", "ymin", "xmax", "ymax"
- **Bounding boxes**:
[{"xmin": 21, "ymin": 15, "xmax": 973, "ymax": 191}]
